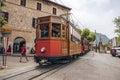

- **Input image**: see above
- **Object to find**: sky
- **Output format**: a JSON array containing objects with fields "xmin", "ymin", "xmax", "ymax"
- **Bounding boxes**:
[{"xmin": 51, "ymin": 0, "xmax": 120, "ymax": 39}]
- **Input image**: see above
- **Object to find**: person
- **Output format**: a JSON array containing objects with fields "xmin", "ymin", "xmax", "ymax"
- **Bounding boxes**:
[
  {"xmin": 20, "ymin": 44, "xmax": 29, "ymax": 62},
  {"xmin": 4, "ymin": 45, "xmax": 12, "ymax": 66},
  {"xmin": 6, "ymin": 45, "xmax": 11, "ymax": 55},
  {"xmin": 31, "ymin": 47, "xmax": 35, "ymax": 54},
  {"xmin": 0, "ymin": 44, "xmax": 5, "ymax": 54}
]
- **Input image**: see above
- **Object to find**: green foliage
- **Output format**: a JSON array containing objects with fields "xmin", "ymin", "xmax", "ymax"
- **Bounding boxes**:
[
  {"xmin": 79, "ymin": 28, "xmax": 96, "ymax": 42},
  {"xmin": 81, "ymin": 28, "xmax": 90, "ymax": 39},
  {"xmin": 114, "ymin": 16, "xmax": 120, "ymax": 35},
  {"xmin": 116, "ymin": 35, "xmax": 120, "ymax": 46},
  {"xmin": 0, "ymin": 0, "xmax": 7, "ymax": 27},
  {"xmin": 1, "ymin": 1, "xmax": 6, "ymax": 7},
  {"xmin": 103, "ymin": 43, "xmax": 110, "ymax": 50},
  {"xmin": 0, "ymin": 16, "xmax": 7, "ymax": 26},
  {"xmin": 87, "ymin": 32, "xmax": 96, "ymax": 42},
  {"xmin": 77, "ymin": 28, "xmax": 82, "ymax": 34},
  {"xmin": 114, "ymin": 16, "xmax": 120, "ymax": 46}
]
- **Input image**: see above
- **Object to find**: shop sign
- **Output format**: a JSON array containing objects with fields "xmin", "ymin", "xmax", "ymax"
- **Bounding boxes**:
[{"xmin": 0, "ymin": 28, "xmax": 12, "ymax": 37}]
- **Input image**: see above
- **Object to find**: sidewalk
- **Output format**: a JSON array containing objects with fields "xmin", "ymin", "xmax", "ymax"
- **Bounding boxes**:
[
  {"xmin": 10, "ymin": 53, "xmax": 35, "ymax": 57},
  {"xmin": 0, "ymin": 54, "xmax": 38, "ymax": 77}
]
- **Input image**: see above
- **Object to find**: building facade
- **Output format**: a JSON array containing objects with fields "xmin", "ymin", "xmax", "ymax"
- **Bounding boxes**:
[{"xmin": 1, "ymin": 0, "xmax": 71, "ymax": 54}]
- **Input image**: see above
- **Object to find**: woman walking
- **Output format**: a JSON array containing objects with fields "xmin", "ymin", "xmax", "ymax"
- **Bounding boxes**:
[
  {"xmin": 6, "ymin": 45, "xmax": 11, "ymax": 55},
  {"xmin": 5, "ymin": 45, "xmax": 12, "ymax": 66},
  {"xmin": 20, "ymin": 44, "xmax": 29, "ymax": 62}
]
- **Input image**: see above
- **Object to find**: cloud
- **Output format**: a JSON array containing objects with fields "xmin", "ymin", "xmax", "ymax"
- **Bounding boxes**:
[{"xmin": 51, "ymin": 0, "xmax": 120, "ymax": 38}]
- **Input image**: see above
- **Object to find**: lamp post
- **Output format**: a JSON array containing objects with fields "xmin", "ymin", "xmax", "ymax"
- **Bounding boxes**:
[
  {"xmin": 0, "ymin": 28, "xmax": 6, "ymax": 68},
  {"xmin": 95, "ymin": 30, "xmax": 97, "ymax": 52}
]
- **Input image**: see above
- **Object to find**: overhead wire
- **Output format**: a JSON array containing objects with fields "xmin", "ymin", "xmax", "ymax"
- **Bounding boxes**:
[
  {"xmin": 51, "ymin": 0, "xmax": 86, "ymax": 29},
  {"xmin": 71, "ymin": 13, "xmax": 86, "ymax": 29},
  {"xmin": 57, "ymin": 0, "xmax": 86, "ymax": 29}
]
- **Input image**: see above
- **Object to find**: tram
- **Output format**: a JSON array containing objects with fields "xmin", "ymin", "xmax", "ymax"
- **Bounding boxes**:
[{"xmin": 34, "ymin": 15, "xmax": 89, "ymax": 64}]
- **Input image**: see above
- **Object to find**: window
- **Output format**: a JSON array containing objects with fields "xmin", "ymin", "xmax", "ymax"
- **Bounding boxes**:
[
  {"xmin": 52, "ymin": 23, "xmax": 60, "ymax": 37},
  {"xmin": 37, "ymin": 3, "xmax": 41, "ymax": 11},
  {"xmin": 20, "ymin": 0, "xmax": 26, "ymax": 6},
  {"xmin": 4, "ymin": 12, "xmax": 9, "ymax": 22},
  {"xmin": 71, "ymin": 35, "xmax": 81, "ymax": 44},
  {"xmin": 40, "ymin": 24, "xmax": 49, "ymax": 38},
  {"xmin": 53, "ymin": 8, "xmax": 57, "ymax": 15},
  {"xmin": 62, "ymin": 26, "xmax": 66, "ymax": 39},
  {"xmin": 32, "ymin": 18, "xmax": 37, "ymax": 28},
  {"xmin": 0, "ymin": 12, "xmax": 9, "ymax": 24}
]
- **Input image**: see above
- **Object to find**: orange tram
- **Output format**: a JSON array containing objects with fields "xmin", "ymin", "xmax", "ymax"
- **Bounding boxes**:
[{"xmin": 34, "ymin": 16, "xmax": 90, "ymax": 64}]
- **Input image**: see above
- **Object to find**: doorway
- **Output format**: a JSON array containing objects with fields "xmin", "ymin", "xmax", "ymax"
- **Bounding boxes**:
[{"xmin": 13, "ymin": 37, "xmax": 26, "ymax": 53}]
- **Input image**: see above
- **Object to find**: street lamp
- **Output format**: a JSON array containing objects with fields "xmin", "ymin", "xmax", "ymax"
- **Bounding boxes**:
[{"xmin": 95, "ymin": 30, "xmax": 97, "ymax": 52}]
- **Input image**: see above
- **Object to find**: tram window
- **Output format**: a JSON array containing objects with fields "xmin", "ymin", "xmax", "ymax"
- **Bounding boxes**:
[
  {"xmin": 62, "ymin": 26, "xmax": 65, "ymax": 39},
  {"xmin": 52, "ymin": 23, "xmax": 60, "ymax": 37},
  {"xmin": 40, "ymin": 24, "xmax": 49, "ymax": 38},
  {"xmin": 71, "ymin": 35, "xmax": 81, "ymax": 45}
]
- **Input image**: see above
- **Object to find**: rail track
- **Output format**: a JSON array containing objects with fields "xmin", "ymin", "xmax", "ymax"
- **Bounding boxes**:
[{"xmin": 0, "ymin": 59, "xmax": 77, "ymax": 80}]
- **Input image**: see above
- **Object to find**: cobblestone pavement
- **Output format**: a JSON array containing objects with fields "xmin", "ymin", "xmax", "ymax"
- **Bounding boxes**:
[{"xmin": 40, "ymin": 52, "xmax": 120, "ymax": 80}]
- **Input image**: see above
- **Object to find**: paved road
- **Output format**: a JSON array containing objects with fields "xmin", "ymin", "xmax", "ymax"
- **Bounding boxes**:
[
  {"xmin": 1, "ymin": 52, "xmax": 120, "ymax": 80},
  {"xmin": 40, "ymin": 52, "xmax": 120, "ymax": 80}
]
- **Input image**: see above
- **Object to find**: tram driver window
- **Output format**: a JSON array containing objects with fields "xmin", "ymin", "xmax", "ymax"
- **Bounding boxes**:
[
  {"xmin": 52, "ymin": 23, "xmax": 60, "ymax": 37},
  {"xmin": 40, "ymin": 24, "xmax": 49, "ymax": 38}
]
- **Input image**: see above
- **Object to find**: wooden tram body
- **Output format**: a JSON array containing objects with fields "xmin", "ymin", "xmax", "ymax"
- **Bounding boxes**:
[{"xmin": 34, "ymin": 16, "xmax": 89, "ymax": 64}]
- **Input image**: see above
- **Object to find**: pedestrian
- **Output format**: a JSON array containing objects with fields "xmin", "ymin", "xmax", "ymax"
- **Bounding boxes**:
[
  {"xmin": 6, "ymin": 45, "xmax": 11, "ymax": 55},
  {"xmin": 20, "ymin": 44, "xmax": 29, "ymax": 62},
  {"xmin": 4, "ymin": 44, "xmax": 12, "ymax": 66}
]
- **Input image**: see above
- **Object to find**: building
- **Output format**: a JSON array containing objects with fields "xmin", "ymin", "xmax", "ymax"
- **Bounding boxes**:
[
  {"xmin": 0, "ymin": 0, "xmax": 71, "ymax": 54},
  {"xmin": 111, "ymin": 37, "xmax": 117, "ymax": 47}
]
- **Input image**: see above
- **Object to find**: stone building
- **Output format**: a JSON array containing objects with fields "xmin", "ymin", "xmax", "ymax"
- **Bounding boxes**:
[{"xmin": 1, "ymin": 0, "xmax": 71, "ymax": 54}]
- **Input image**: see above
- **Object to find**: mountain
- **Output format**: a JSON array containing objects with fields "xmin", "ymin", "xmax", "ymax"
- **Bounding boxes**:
[{"xmin": 96, "ymin": 33, "xmax": 109, "ymax": 44}]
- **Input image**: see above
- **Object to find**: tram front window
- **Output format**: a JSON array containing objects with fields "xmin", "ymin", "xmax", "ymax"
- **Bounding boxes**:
[
  {"xmin": 52, "ymin": 23, "xmax": 60, "ymax": 37},
  {"xmin": 40, "ymin": 24, "xmax": 49, "ymax": 38}
]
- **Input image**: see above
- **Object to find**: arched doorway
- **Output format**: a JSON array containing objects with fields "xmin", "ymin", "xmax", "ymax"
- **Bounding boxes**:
[{"xmin": 13, "ymin": 37, "xmax": 26, "ymax": 53}]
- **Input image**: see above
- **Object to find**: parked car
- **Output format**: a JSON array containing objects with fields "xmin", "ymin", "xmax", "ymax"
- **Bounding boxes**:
[{"xmin": 110, "ymin": 46, "xmax": 120, "ymax": 57}]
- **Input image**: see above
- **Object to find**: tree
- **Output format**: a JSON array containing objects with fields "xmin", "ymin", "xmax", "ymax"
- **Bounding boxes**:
[
  {"xmin": 87, "ymin": 32, "xmax": 96, "ymax": 42},
  {"xmin": 116, "ymin": 35, "xmax": 120, "ymax": 46},
  {"xmin": 81, "ymin": 28, "xmax": 90, "ymax": 39},
  {"xmin": 77, "ymin": 28, "xmax": 82, "ymax": 34},
  {"xmin": 114, "ymin": 16, "xmax": 120, "ymax": 46},
  {"xmin": 0, "ymin": 0, "xmax": 7, "ymax": 27},
  {"xmin": 114, "ymin": 16, "xmax": 120, "ymax": 35}
]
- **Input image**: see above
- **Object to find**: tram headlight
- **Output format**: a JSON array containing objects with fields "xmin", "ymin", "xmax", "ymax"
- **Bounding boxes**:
[{"xmin": 41, "ymin": 47, "xmax": 46, "ymax": 53}]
